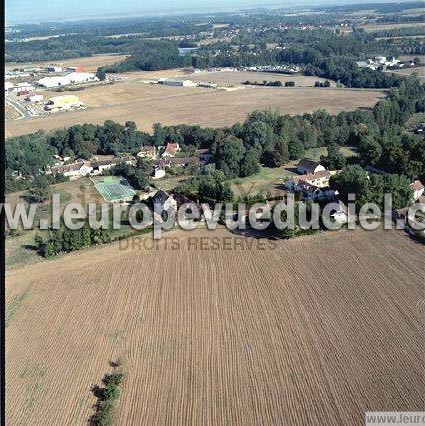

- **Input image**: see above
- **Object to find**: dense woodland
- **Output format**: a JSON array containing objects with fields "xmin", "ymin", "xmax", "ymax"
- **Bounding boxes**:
[{"xmin": 96, "ymin": 26, "xmax": 423, "ymax": 88}]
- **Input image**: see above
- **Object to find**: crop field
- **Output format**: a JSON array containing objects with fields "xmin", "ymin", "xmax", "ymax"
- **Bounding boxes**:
[
  {"xmin": 361, "ymin": 22, "xmax": 425, "ymax": 32},
  {"xmin": 5, "ymin": 227, "xmax": 425, "ymax": 425},
  {"xmin": 5, "ymin": 79, "xmax": 385, "ymax": 137}
]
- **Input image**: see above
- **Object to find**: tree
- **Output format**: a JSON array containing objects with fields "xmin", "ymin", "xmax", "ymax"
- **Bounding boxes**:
[
  {"xmin": 240, "ymin": 149, "xmax": 261, "ymax": 177},
  {"xmin": 287, "ymin": 139, "xmax": 305, "ymax": 160},
  {"xmin": 152, "ymin": 123, "xmax": 165, "ymax": 147},
  {"xmin": 104, "ymin": 384, "xmax": 120, "ymax": 401},
  {"xmin": 96, "ymin": 67, "xmax": 107, "ymax": 81},
  {"xmin": 322, "ymin": 144, "xmax": 346, "ymax": 170},
  {"xmin": 28, "ymin": 175, "xmax": 52, "ymax": 203},
  {"xmin": 262, "ymin": 137, "xmax": 289, "ymax": 167},
  {"xmin": 358, "ymin": 136, "xmax": 382, "ymax": 165},
  {"xmin": 215, "ymin": 137, "xmax": 246, "ymax": 179}
]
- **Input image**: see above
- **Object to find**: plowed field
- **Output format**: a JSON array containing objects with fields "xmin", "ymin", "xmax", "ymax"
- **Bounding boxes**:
[{"xmin": 6, "ymin": 228, "xmax": 425, "ymax": 425}]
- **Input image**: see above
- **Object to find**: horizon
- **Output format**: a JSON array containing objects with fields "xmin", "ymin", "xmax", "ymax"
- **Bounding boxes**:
[{"xmin": 5, "ymin": 0, "xmax": 412, "ymax": 25}]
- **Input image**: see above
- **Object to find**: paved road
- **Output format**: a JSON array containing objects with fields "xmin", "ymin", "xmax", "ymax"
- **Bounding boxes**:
[{"xmin": 5, "ymin": 94, "xmax": 31, "ymax": 119}]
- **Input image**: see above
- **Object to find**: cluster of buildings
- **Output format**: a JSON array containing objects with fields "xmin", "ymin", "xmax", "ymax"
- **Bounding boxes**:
[
  {"xmin": 356, "ymin": 56, "xmax": 415, "ymax": 71},
  {"xmin": 47, "ymin": 156, "xmax": 135, "ymax": 179},
  {"xmin": 5, "ymin": 81, "xmax": 35, "ymax": 94},
  {"xmin": 137, "ymin": 143, "xmax": 212, "ymax": 178},
  {"xmin": 285, "ymin": 159, "xmax": 340, "ymax": 202},
  {"xmin": 46, "ymin": 143, "xmax": 212, "ymax": 181}
]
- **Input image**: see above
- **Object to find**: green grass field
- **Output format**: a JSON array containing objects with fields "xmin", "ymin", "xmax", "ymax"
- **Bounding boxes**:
[
  {"xmin": 230, "ymin": 167, "xmax": 295, "ymax": 198},
  {"xmin": 92, "ymin": 176, "xmax": 136, "ymax": 202}
]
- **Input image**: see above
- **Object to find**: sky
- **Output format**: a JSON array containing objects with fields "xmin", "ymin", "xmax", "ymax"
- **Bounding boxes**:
[{"xmin": 6, "ymin": 0, "xmax": 400, "ymax": 24}]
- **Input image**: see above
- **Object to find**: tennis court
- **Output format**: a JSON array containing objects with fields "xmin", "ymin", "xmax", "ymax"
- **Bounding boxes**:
[{"xmin": 91, "ymin": 176, "xmax": 136, "ymax": 202}]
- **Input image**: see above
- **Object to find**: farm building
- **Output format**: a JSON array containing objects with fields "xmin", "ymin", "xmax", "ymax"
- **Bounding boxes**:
[
  {"xmin": 48, "ymin": 161, "xmax": 92, "ymax": 179},
  {"xmin": 137, "ymin": 146, "xmax": 157, "ymax": 159},
  {"xmin": 44, "ymin": 95, "xmax": 83, "ymax": 111},
  {"xmin": 297, "ymin": 159, "xmax": 326, "ymax": 175}
]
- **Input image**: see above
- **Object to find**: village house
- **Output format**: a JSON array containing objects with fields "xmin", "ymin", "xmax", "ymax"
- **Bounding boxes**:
[
  {"xmin": 153, "ymin": 190, "xmax": 178, "ymax": 221},
  {"xmin": 286, "ymin": 170, "xmax": 339, "ymax": 191},
  {"xmin": 48, "ymin": 161, "xmax": 93, "ymax": 179},
  {"xmin": 285, "ymin": 169, "xmax": 340, "ymax": 201},
  {"xmin": 137, "ymin": 146, "xmax": 157, "ymax": 160},
  {"xmin": 296, "ymin": 159, "xmax": 326, "ymax": 175},
  {"xmin": 161, "ymin": 143, "xmax": 181, "ymax": 158},
  {"xmin": 153, "ymin": 189, "xmax": 201, "ymax": 222},
  {"xmin": 410, "ymin": 180, "xmax": 424, "ymax": 201},
  {"xmin": 91, "ymin": 159, "xmax": 119, "ymax": 175}
]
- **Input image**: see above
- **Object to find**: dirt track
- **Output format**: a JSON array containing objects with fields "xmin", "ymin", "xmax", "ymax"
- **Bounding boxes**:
[{"xmin": 6, "ymin": 228, "xmax": 425, "ymax": 425}]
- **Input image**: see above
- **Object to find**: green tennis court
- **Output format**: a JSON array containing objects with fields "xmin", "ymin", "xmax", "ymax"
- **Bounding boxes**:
[{"xmin": 92, "ymin": 176, "xmax": 136, "ymax": 202}]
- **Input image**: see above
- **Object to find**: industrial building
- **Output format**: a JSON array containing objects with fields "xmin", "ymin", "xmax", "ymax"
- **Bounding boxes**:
[
  {"xmin": 198, "ymin": 81, "xmax": 218, "ymax": 88},
  {"xmin": 10, "ymin": 82, "xmax": 35, "ymax": 93},
  {"xmin": 158, "ymin": 78, "xmax": 198, "ymax": 87},
  {"xmin": 66, "ymin": 66, "xmax": 83, "ymax": 73},
  {"xmin": 45, "ymin": 66, "xmax": 63, "ymax": 72},
  {"xmin": 38, "ymin": 72, "xmax": 98, "ymax": 88},
  {"xmin": 26, "ymin": 93, "xmax": 44, "ymax": 103},
  {"xmin": 44, "ymin": 95, "xmax": 83, "ymax": 111}
]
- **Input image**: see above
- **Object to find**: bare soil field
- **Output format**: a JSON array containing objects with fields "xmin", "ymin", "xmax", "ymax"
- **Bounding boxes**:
[
  {"xmin": 5, "ymin": 227, "xmax": 425, "ymax": 424},
  {"xmin": 6, "ymin": 80, "xmax": 385, "ymax": 137},
  {"xmin": 5, "ymin": 54, "xmax": 129, "ymax": 73}
]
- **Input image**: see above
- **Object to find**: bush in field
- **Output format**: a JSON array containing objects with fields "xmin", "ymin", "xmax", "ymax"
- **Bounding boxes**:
[{"xmin": 89, "ymin": 366, "xmax": 125, "ymax": 426}]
